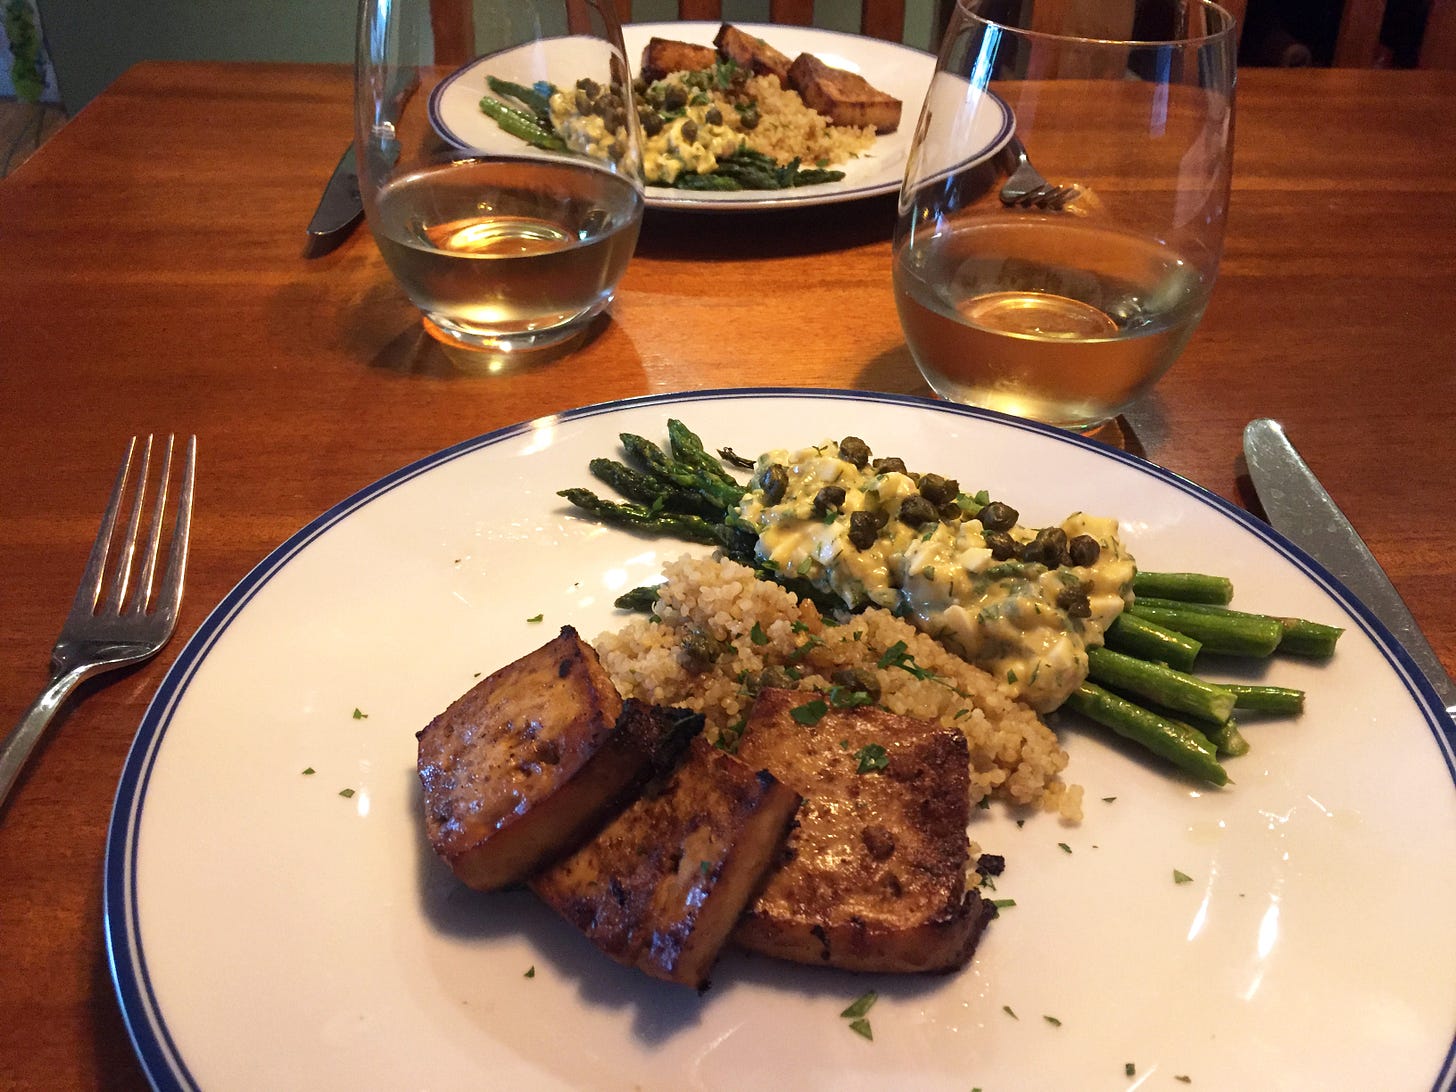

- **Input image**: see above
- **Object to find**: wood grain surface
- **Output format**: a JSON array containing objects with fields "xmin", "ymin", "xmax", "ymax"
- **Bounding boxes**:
[{"xmin": 0, "ymin": 60, "xmax": 1453, "ymax": 1088}]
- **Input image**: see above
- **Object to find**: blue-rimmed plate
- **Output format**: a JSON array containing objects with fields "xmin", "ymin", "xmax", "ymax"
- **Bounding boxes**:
[
  {"xmin": 429, "ymin": 23, "xmax": 1012, "ymax": 211},
  {"xmin": 106, "ymin": 389, "xmax": 1456, "ymax": 1090}
]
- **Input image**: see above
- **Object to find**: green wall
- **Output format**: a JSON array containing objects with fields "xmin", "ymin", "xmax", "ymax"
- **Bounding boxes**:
[{"xmin": 39, "ymin": 0, "xmax": 940, "ymax": 114}]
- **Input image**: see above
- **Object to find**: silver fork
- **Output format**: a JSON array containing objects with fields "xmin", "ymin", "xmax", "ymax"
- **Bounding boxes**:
[
  {"xmin": 1, "ymin": 435, "xmax": 196, "ymax": 811},
  {"xmin": 999, "ymin": 137, "xmax": 1080, "ymax": 210}
]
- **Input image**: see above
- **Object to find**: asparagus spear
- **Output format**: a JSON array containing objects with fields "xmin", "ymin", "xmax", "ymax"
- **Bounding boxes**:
[
  {"xmin": 1132, "ymin": 597, "xmax": 1343, "ymax": 658},
  {"xmin": 1103, "ymin": 613, "xmax": 1202, "ymax": 672},
  {"xmin": 1086, "ymin": 646, "xmax": 1236, "ymax": 725},
  {"xmin": 1126, "ymin": 601, "xmax": 1284, "ymax": 657},
  {"xmin": 1132, "ymin": 571, "xmax": 1234, "ymax": 604},
  {"xmin": 556, "ymin": 488, "xmax": 724, "ymax": 544},
  {"xmin": 477, "ymin": 96, "xmax": 566, "ymax": 152},
  {"xmin": 1224, "ymin": 683, "xmax": 1306, "ymax": 716},
  {"xmin": 1063, "ymin": 683, "xmax": 1229, "ymax": 786},
  {"xmin": 588, "ymin": 457, "xmax": 722, "ymax": 518}
]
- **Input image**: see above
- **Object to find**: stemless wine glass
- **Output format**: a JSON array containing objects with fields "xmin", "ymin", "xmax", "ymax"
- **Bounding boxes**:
[
  {"xmin": 894, "ymin": 0, "xmax": 1237, "ymax": 432},
  {"xmin": 355, "ymin": 0, "xmax": 644, "ymax": 354}
]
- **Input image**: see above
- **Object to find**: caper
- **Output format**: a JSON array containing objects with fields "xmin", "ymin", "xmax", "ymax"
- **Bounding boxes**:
[
  {"xmin": 704, "ymin": 106, "xmax": 723, "ymax": 126},
  {"xmin": 1056, "ymin": 584, "xmax": 1092, "ymax": 618},
  {"xmin": 575, "ymin": 77, "xmax": 600, "ymax": 97},
  {"xmin": 831, "ymin": 667, "xmax": 881, "ymax": 703},
  {"xmin": 977, "ymin": 500, "xmax": 1019, "ymax": 532},
  {"xmin": 641, "ymin": 111, "xmax": 664, "ymax": 136},
  {"xmin": 757, "ymin": 463, "xmax": 788, "ymax": 504},
  {"xmin": 938, "ymin": 501, "xmax": 962, "ymax": 521},
  {"xmin": 574, "ymin": 89, "xmax": 591, "ymax": 115},
  {"xmin": 1020, "ymin": 526, "xmax": 1068, "ymax": 566},
  {"xmin": 664, "ymin": 85, "xmax": 687, "ymax": 110},
  {"xmin": 838, "ymin": 436, "xmax": 871, "ymax": 468},
  {"xmin": 917, "ymin": 472, "xmax": 959, "ymax": 506},
  {"xmin": 984, "ymin": 530, "xmax": 1017, "ymax": 560},
  {"xmin": 680, "ymin": 625, "xmax": 726, "ymax": 667},
  {"xmin": 872, "ymin": 456, "xmax": 907, "ymax": 474},
  {"xmin": 1068, "ymin": 534, "xmax": 1101, "ymax": 567},
  {"xmin": 898, "ymin": 495, "xmax": 939, "ymax": 528},
  {"xmin": 680, "ymin": 119, "xmax": 699, "ymax": 142},
  {"xmin": 813, "ymin": 485, "xmax": 847, "ymax": 516},
  {"xmin": 848, "ymin": 510, "xmax": 879, "ymax": 550}
]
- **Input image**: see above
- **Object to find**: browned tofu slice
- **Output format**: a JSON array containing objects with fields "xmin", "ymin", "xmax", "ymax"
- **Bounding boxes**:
[
  {"xmin": 731, "ymin": 688, "xmax": 993, "ymax": 973},
  {"xmin": 639, "ymin": 37, "xmax": 719, "ymax": 83},
  {"xmin": 531, "ymin": 736, "xmax": 801, "ymax": 989},
  {"xmin": 418, "ymin": 627, "xmax": 696, "ymax": 891},
  {"xmin": 714, "ymin": 23, "xmax": 792, "ymax": 83},
  {"xmin": 786, "ymin": 52, "xmax": 902, "ymax": 133}
]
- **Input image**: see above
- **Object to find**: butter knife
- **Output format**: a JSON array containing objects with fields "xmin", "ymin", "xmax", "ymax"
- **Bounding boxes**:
[
  {"xmin": 304, "ymin": 145, "xmax": 363, "ymax": 255},
  {"xmin": 1243, "ymin": 418, "xmax": 1456, "ymax": 718}
]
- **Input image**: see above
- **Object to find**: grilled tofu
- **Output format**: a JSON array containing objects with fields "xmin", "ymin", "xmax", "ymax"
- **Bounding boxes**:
[
  {"xmin": 639, "ymin": 37, "xmax": 719, "ymax": 83},
  {"xmin": 418, "ymin": 627, "xmax": 697, "ymax": 891},
  {"xmin": 714, "ymin": 23, "xmax": 793, "ymax": 83},
  {"xmin": 786, "ymin": 52, "xmax": 902, "ymax": 133},
  {"xmin": 732, "ymin": 688, "xmax": 993, "ymax": 973},
  {"xmin": 531, "ymin": 736, "xmax": 801, "ymax": 989}
]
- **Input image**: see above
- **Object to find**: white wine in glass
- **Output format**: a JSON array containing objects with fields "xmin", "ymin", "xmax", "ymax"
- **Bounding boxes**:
[{"xmin": 895, "ymin": 0, "xmax": 1237, "ymax": 431}]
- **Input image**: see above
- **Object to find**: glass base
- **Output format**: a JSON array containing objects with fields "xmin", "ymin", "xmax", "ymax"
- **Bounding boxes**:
[{"xmin": 421, "ymin": 313, "xmax": 592, "ymax": 354}]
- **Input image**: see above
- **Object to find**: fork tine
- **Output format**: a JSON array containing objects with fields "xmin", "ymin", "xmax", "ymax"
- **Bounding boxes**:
[
  {"xmin": 153, "ymin": 436, "xmax": 196, "ymax": 627},
  {"xmin": 69, "ymin": 437, "xmax": 139, "ymax": 619},
  {"xmin": 101, "ymin": 435, "xmax": 154, "ymax": 615},
  {"xmin": 126, "ymin": 435, "xmax": 175, "ymax": 616}
]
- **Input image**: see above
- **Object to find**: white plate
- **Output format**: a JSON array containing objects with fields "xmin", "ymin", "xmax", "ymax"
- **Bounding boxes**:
[
  {"xmin": 106, "ymin": 390, "xmax": 1456, "ymax": 1091},
  {"xmin": 429, "ymin": 23, "xmax": 1010, "ymax": 211}
]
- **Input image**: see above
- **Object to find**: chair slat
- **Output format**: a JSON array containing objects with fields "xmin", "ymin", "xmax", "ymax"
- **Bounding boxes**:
[
  {"xmin": 860, "ymin": 0, "xmax": 906, "ymax": 41},
  {"xmin": 769, "ymin": 0, "xmax": 816, "ymax": 27}
]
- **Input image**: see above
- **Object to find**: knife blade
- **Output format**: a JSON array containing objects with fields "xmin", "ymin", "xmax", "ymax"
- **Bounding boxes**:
[
  {"xmin": 304, "ymin": 145, "xmax": 363, "ymax": 255},
  {"xmin": 1243, "ymin": 418, "xmax": 1456, "ymax": 716}
]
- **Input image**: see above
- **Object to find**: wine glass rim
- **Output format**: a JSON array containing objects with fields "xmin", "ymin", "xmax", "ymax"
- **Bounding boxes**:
[{"xmin": 954, "ymin": 0, "xmax": 1237, "ymax": 49}]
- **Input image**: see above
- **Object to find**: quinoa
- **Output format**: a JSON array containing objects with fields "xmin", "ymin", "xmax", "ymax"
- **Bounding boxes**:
[
  {"xmin": 736, "ymin": 74, "xmax": 874, "ymax": 168},
  {"xmin": 594, "ymin": 554, "xmax": 1083, "ymax": 820}
]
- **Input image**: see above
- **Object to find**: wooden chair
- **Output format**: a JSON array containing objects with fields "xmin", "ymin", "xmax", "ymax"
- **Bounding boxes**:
[
  {"xmin": 1335, "ymin": 0, "xmax": 1456, "ymax": 68},
  {"xmin": 608, "ymin": 0, "xmax": 909, "ymax": 44}
]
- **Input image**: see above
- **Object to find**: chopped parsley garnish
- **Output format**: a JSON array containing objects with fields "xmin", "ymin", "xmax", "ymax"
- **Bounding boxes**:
[
  {"xmin": 715, "ymin": 718, "xmax": 746, "ymax": 753},
  {"xmin": 840, "ymin": 991, "xmax": 877, "ymax": 1018},
  {"xmin": 790, "ymin": 699, "xmax": 828, "ymax": 726},
  {"xmin": 352, "ymin": 708, "xmax": 368, "ymax": 720},
  {"xmin": 1002, "ymin": 1005, "xmax": 1018, "ymax": 1019},
  {"xmin": 847, "ymin": 1018, "xmax": 873, "ymax": 1040},
  {"xmin": 786, "ymin": 635, "xmax": 824, "ymax": 663},
  {"xmin": 826, "ymin": 685, "xmax": 874, "ymax": 709},
  {"xmin": 1103, "ymin": 796, "xmax": 1117, "ymax": 803},
  {"xmin": 790, "ymin": 620, "xmax": 811, "ymax": 633},
  {"xmin": 339, "ymin": 788, "xmax": 356, "ymax": 798},
  {"xmin": 992, "ymin": 898, "xmax": 1016, "ymax": 909},
  {"xmin": 301, "ymin": 767, "xmax": 315, "ymax": 776},
  {"xmin": 526, "ymin": 613, "xmax": 543, "ymax": 623},
  {"xmin": 524, "ymin": 965, "xmax": 535, "ymax": 978},
  {"xmin": 1043, "ymin": 1015, "xmax": 1062, "ymax": 1027},
  {"xmin": 749, "ymin": 621, "xmax": 770, "ymax": 645},
  {"xmin": 1126, "ymin": 1062, "xmax": 1136, "ymax": 1077},
  {"xmin": 1058, "ymin": 842, "xmax": 1072, "ymax": 854},
  {"xmin": 1175, "ymin": 1077, "xmax": 1192, "ymax": 1084},
  {"xmin": 1173, "ymin": 869, "xmax": 1193, "ymax": 884},
  {"xmin": 699, "ymin": 860, "xmax": 712, "ymax": 877},
  {"xmin": 854, "ymin": 743, "xmax": 889, "ymax": 773}
]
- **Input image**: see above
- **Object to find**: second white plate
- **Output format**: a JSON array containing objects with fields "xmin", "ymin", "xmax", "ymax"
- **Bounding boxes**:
[{"xmin": 430, "ymin": 22, "xmax": 1012, "ymax": 211}]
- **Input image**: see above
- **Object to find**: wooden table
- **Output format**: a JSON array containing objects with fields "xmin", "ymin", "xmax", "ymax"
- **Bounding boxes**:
[{"xmin": 1, "ymin": 60, "xmax": 1453, "ymax": 1088}]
